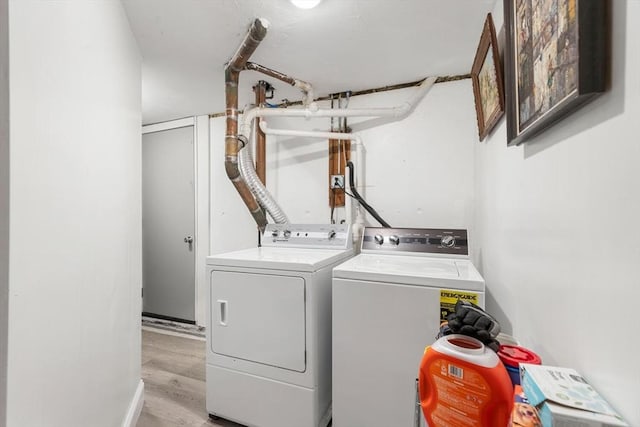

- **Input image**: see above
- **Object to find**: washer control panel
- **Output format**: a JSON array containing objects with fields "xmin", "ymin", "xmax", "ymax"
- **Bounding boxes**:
[
  {"xmin": 262, "ymin": 224, "xmax": 352, "ymax": 249},
  {"xmin": 362, "ymin": 227, "xmax": 468, "ymax": 255}
]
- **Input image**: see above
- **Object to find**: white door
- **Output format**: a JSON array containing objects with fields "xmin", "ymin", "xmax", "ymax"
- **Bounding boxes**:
[
  {"xmin": 142, "ymin": 126, "xmax": 195, "ymax": 323},
  {"xmin": 210, "ymin": 270, "xmax": 306, "ymax": 372}
]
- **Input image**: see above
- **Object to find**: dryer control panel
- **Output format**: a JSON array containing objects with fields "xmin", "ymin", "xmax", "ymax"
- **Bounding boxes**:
[
  {"xmin": 362, "ymin": 227, "xmax": 468, "ymax": 256},
  {"xmin": 262, "ymin": 224, "xmax": 352, "ymax": 249}
]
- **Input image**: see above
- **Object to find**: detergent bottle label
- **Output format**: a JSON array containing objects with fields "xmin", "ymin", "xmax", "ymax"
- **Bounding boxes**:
[{"xmin": 428, "ymin": 358, "xmax": 491, "ymax": 426}]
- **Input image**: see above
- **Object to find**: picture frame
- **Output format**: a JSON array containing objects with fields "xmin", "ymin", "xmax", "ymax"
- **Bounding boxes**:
[
  {"xmin": 503, "ymin": 0, "xmax": 608, "ymax": 146},
  {"xmin": 471, "ymin": 13, "xmax": 505, "ymax": 141}
]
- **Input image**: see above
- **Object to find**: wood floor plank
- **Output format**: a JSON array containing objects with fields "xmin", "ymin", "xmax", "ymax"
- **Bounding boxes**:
[
  {"xmin": 137, "ymin": 329, "xmax": 242, "ymax": 427},
  {"xmin": 142, "ymin": 344, "xmax": 204, "ymax": 381}
]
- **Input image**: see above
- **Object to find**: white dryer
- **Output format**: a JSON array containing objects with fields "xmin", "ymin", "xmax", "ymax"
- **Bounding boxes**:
[
  {"xmin": 206, "ymin": 224, "xmax": 353, "ymax": 427},
  {"xmin": 332, "ymin": 227, "xmax": 485, "ymax": 427}
]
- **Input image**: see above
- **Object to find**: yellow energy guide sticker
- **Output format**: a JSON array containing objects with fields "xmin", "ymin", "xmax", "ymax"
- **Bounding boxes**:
[{"xmin": 440, "ymin": 289, "xmax": 479, "ymax": 323}]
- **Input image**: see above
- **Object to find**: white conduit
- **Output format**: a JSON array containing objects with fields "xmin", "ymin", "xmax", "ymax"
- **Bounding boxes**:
[
  {"xmin": 238, "ymin": 76, "xmax": 436, "ymax": 233},
  {"xmin": 241, "ymin": 76, "xmax": 437, "ymax": 136},
  {"xmin": 259, "ymin": 120, "xmax": 366, "ymax": 245}
]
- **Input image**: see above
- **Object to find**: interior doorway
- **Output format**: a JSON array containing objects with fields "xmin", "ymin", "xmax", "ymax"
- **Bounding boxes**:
[{"xmin": 142, "ymin": 124, "xmax": 196, "ymax": 323}]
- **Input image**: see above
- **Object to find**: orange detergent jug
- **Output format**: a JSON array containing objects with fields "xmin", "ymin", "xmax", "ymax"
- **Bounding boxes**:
[{"xmin": 419, "ymin": 334, "xmax": 513, "ymax": 427}]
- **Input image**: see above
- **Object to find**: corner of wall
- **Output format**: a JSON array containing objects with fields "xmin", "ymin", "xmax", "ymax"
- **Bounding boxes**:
[
  {"xmin": 195, "ymin": 115, "xmax": 210, "ymax": 326},
  {"xmin": 121, "ymin": 380, "xmax": 144, "ymax": 427},
  {"xmin": 0, "ymin": 0, "xmax": 10, "ymax": 422}
]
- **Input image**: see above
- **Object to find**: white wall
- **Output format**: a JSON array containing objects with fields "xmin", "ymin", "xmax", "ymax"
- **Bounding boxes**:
[
  {"xmin": 194, "ymin": 115, "xmax": 210, "ymax": 326},
  {"xmin": 474, "ymin": 1, "xmax": 639, "ymax": 424},
  {"xmin": 0, "ymin": 0, "xmax": 9, "ymax": 422},
  {"xmin": 209, "ymin": 80, "xmax": 476, "ymax": 248},
  {"xmin": 348, "ymin": 82, "xmax": 476, "ymax": 230},
  {"xmin": 6, "ymin": 1, "xmax": 142, "ymax": 426}
]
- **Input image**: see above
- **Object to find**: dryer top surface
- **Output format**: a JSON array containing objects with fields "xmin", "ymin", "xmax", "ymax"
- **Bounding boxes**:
[{"xmin": 207, "ymin": 246, "xmax": 354, "ymax": 272}]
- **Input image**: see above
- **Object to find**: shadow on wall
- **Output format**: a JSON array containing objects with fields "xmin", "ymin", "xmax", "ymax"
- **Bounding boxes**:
[
  {"xmin": 486, "ymin": 287, "xmax": 513, "ymax": 337},
  {"xmin": 268, "ymin": 136, "xmax": 328, "ymax": 169},
  {"xmin": 523, "ymin": 1, "xmax": 625, "ymax": 158},
  {"xmin": 475, "ymin": 250, "xmax": 514, "ymax": 336}
]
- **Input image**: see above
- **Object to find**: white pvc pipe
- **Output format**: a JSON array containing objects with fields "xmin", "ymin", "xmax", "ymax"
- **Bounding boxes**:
[
  {"xmin": 259, "ymin": 120, "xmax": 366, "ymax": 246},
  {"xmin": 241, "ymin": 76, "xmax": 437, "ymax": 137},
  {"xmin": 243, "ymin": 76, "xmax": 436, "ymax": 243}
]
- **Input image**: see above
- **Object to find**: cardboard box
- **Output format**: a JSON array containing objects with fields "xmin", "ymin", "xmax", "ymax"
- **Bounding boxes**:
[{"xmin": 520, "ymin": 364, "xmax": 628, "ymax": 427}]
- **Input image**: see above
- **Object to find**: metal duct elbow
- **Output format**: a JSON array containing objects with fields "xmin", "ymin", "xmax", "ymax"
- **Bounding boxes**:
[
  {"xmin": 227, "ymin": 18, "xmax": 270, "ymax": 73},
  {"xmin": 224, "ymin": 18, "xmax": 271, "ymax": 231}
]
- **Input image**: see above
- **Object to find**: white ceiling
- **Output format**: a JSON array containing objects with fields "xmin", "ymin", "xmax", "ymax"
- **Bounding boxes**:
[{"xmin": 122, "ymin": 0, "xmax": 497, "ymax": 125}]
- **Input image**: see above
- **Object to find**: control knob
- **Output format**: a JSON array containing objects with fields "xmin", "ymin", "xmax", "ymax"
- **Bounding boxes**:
[
  {"xmin": 441, "ymin": 235, "xmax": 456, "ymax": 248},
  {"xmin": 328, "ymin": 230, "xmax": 336, "ymax": 239},
  {"xmin": 374, "ymin": 234, "xmax": 384, "ymax": 245},
  {"xmin": 389, "ymin": 235, "xmax": 400, "ymax": 246},
  {"xmin": 271, "ymin": 230, "xmax": 279, "ymax": 238},
  {"xmin": 283, "ymin": 230, "xmax": 291, "ymax": 239}
]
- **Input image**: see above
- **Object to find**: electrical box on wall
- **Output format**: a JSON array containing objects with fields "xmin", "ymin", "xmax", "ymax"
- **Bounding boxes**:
[
  {"xmin": 329, "ymin": 138, "xmax": 350, "ymax": 208},
  {"xmin": 331, "ymin": 175, "xmax": 345, "ymax": 189}
]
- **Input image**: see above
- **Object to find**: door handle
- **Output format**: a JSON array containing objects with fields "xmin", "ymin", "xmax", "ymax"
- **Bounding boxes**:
[
  {"xmin": 217, "ymin": 300, "xmax": 228, "ymax": 326},
  {"xmin": 184, "ymin": 235, "xmax": 194, "ymax": 244}
]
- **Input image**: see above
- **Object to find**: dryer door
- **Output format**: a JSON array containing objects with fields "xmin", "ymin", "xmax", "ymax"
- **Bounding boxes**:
[{"xmin": 210, "ymin": 270, "xmax": 306, "ymax": 372}]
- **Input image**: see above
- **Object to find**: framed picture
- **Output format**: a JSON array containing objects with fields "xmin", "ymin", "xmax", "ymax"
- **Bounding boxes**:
[
  {"xmin": 471, "ymin": 13, "xmax": 505, "ymax": 141},
  {"xmin": 503, "ymin": 0, "xmax": 608, "ymax": 146}
]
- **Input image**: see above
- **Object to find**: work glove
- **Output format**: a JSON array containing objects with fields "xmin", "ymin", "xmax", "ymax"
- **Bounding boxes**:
[{"xmin": 441, "ymin": 300, "xmax": 501, "ymax": 352}]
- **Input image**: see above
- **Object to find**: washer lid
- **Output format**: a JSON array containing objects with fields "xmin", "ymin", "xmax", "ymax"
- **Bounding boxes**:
[
  {"xmin": 207, "ymin": 247, "xmax": 354, "ymax": 272},
  {"xmin": 332, "ymin": 253, "xmax": 485, "ymax": 290}
]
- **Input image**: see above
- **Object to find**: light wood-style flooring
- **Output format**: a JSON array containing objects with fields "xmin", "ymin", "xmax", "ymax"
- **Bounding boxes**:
[{"xmin": 137, "ymin": 328, "xmax": 242, "ymax": 427}]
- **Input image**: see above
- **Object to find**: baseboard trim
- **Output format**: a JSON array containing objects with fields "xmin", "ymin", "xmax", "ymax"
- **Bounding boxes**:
[{"xmin": 122, "ymin": 379, "xmax": 144, "ymax": 427}]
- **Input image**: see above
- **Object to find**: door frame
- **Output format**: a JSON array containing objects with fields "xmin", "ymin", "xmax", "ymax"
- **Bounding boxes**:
[{"xmin": 142, "ymin": 116, "xmax": 210, "ymax": 326}]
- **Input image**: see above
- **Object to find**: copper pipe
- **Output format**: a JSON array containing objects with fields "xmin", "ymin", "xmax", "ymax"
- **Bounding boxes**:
[
  {"xmin": 225, "ymin": 18, "xmax": 269, "ymax": 230},
  {"xmin": 245, "ymin": 61, "xmax": 314, "ymax": 105},
  {"xmin": 245, "ymin": 62, "xmax": 296, "ymax": 86},
  {"xmin": 209, "ymin": 74, "xmax": 470, "ymax": 118},
  {"xmin": 254, "ymin": 81, "xmax": 268, "ymax": 184}
]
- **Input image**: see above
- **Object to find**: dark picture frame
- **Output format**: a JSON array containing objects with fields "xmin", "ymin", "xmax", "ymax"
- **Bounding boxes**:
[
  {"xmin": 471, "ymin": 13, "xmax": 505, "ymax": 141},
  {"xmin": 503, "ymin": 0, "xmax": 608, "ymax": 146}
]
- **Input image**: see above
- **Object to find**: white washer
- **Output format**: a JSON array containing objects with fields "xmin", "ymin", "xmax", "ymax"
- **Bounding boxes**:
[
  {"xmin": 332, "ymin": 227, "xmax": 485, "ymax": 427},
  {"xmin": 206, "ymin": 224, "xmax": 353, "ymax": 427}
]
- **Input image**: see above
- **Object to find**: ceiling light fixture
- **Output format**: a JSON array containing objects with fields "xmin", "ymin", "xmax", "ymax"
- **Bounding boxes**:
[{"xmin": 290, "ymin": 0, "xmax": 322, "ymax": 9}]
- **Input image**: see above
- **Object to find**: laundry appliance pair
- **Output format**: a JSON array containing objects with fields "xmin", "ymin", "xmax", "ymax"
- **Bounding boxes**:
[{"xmin": 206, "ymin": 224, "xmax": 484, "ymax": 427}]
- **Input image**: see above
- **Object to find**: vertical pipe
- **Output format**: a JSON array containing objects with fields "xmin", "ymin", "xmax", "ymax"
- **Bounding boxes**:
[
  {"xmin": 254, "ymin": 81, "xmax": 268, "ymax": 185},
  {"xmin": 224, "ymin": 18, "xmax": 270, "ymax": 230}
]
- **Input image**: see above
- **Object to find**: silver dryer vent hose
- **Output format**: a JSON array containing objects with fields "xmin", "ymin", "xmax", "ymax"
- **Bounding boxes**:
[{"xmin": 237, "ymin": 134, "xmax": 289, "ymax": 224}]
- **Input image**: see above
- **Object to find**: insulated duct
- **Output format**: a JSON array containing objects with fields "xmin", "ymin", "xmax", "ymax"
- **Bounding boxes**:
[
  {"xmin": 224, "ymin": 18, "xmax": 270, "ymax": 231},
  {"xmin": 238, "ymin": 133, "xmax": 290, "ymax": 224},
  {"xmin": 258, "ymin": 120, "xmax": 367, "ymax": 245}
]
